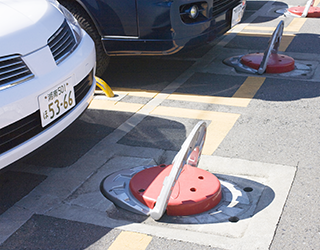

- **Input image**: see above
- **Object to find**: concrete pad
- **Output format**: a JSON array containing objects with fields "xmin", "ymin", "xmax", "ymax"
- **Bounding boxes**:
[
  {"xmin": 65, "ymin": 156, "xmax": 157, "ymax": 212},
  {"xmin": 42, "ymin": 154, "xmax": 295, "ymax": 250},
  {"xmin": 102, "ymin": 155, "xmax": 296, "ymax": 250},
  {"xmin": 201, "ymin": 45, "xmax": 319, "ymax": 81}
]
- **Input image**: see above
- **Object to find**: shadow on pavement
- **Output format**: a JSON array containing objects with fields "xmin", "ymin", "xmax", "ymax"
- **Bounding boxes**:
[{"xmin": 0, "ymin": 214, "xmax": 112, "ymax": 250}]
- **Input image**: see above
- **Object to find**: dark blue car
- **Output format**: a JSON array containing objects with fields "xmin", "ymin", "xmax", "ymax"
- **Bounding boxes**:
[{"xmin": 59, "ymin": 0, "xmax": 246, "ymax": 76}]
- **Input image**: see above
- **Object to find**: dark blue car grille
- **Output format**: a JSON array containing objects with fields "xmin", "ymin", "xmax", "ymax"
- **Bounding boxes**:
[
  {"xmin": 0, "ymin": 70, "xmax": 93, "ymax": 155},
  {"xmin": 212, "ymin": 0, "xmax": 241, "ymax": 17},
  {"xmin": 48, "ymin": 20, "xmax": 76, "ymax": 64},
  {"xmin": 0, "ymin": 54, "xmax": 34, "ymax": 91}
]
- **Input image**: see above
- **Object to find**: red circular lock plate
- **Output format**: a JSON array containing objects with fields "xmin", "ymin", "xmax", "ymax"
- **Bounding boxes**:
[
  {"xmin": 240, "ymin": 53, "xmax": 295, "ymax": 74},
  {"xmin": 288, "ymin": 6, "xmax": 320, "ymax": 17},
  {"xmin": 129, "ymin": 164, "xmax": 222, "ymax": 216}
]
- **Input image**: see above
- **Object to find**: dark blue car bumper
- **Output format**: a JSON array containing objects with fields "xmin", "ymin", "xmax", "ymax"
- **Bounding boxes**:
[{"xmin": 102, "ymin": 0, "xmax": 245, "ymax": 56}]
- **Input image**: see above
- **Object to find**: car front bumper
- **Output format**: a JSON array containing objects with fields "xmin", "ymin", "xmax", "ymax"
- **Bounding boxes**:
[
  {"xmin": 0, "ymin": 31, "xmax": 96, "ymax": 169},
  {"xmin": 103, "ymin": 0, "xmax": 245, "ymax": 56}
]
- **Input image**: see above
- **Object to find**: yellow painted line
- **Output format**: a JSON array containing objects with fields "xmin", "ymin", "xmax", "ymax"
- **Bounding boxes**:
[
  {"xmin": 279, "ymin": 35, "xmax": 295, "ymax": 52},
  {"xmin": 234, "ymin": 32, "xmax": 295, "ymax": 52},
  {"xmin": 232, "ymin": 77, "xmax": 265, "ymax": 101},
  {"xmin": 151, "ymin": 77, "xmax": 264, "ymax": 154},
  {"xmin": 242, "ymin": 18, "xmax": 306, "ymax": 33},
  {"xmin": 90, "ymin": 77, "xmax": 265, "ymax": 154},
  {"xmin": 108, "ymin": 77, "xmax": 265, "ymax": 108},
  {"xmin": 114, "ymin": 89, "xmax": 158, "ymax": 98},
  {"xmin": 89, "ymin": 100, "xmax": 143, "ymax": 113},
  {"xmin": 150, "ymin": 106, "xmax": 240, "ymax": 155},
  {"xmin": 243, "ymin": 26, "xmax": 275, "ymax": 31},
  {"xmin": 234, "ymin": 30, "xmax": 295, "ymax": 52},
  {"xmin": 242, "ymin": 26, "xmax": 304, "ymax": 33},
  {"xmin": 90, "ymin": 99, "xmax": 241, "ymax": 154},
  {"xmin": 108, "ymin": 231, "xmax": 152, "ymax": 250},
  {"xmin": 236, "ymin": 32, "xmax": 272, "ymax": 36},
  {"xmin": 315, "ymin": 0, "xmax": 320, "ymax": 6},
  {"xmin": 167, "ymin": 93, "xmax": 250, "ymax": 107},
  {"xmin": 285, "ymin": 18, "xmax": 307, "ymax": 32}
]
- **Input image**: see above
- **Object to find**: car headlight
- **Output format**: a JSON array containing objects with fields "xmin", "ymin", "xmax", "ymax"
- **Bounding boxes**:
[
  {"xmin": 48, "ymin": 0, "xmax": 82, "ymax": 45},
  {"xmin": 189, "ymin": 5, "xmax": 199, "ymax": 19}
]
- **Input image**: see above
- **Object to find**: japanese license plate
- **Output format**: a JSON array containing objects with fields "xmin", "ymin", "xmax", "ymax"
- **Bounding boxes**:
[
  {"xmin": 231, "ymin": 2, "xmax": 245, "ymax": 27},
  {"xmin": 39, "ymin": 77, "xmax": 75, "ymax": 127}
]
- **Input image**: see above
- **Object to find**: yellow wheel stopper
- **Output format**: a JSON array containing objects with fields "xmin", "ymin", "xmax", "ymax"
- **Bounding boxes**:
[{"xmin": 95, "ymin": 76, "xmax": 114, "ymax": 97}]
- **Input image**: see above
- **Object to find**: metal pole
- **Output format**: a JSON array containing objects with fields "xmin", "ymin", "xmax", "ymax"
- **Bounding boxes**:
[
  {"xmin": 257, "ymin": 20, "xmax": 284, "ymax": 74},
  {"xmin": 150, "ymin": 121, "xmax": 207, "ymax": 220},
  {"xmin": 301, "ymin": 0, "xmax": 315, "ymax": 17}
]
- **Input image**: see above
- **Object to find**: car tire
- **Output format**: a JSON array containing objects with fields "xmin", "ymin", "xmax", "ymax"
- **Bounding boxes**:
[{"xmin": 59, "ymin": 0, "xmax": 109, "ymax": 77}]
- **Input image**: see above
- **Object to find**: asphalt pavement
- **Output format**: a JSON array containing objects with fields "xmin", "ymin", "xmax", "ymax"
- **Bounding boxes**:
[{"xmin": 1, "ymin": 0, "xmax": 320, "ymax": 249}]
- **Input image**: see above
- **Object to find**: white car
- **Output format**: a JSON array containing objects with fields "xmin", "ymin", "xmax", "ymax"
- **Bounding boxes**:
[{"xmin": 0, "ymin": 0, "xmax": 96, "ymax": 169}]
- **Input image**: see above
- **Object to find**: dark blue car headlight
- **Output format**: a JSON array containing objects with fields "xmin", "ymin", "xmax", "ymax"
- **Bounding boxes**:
[{"xmin": 189, "ymin": 5, "xmax": 199, "ymax": 19}]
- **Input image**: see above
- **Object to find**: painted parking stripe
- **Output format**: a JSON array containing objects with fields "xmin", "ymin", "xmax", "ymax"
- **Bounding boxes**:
[
  {"xmin": 232, "ymin": 76, "xmax": 265, "ymax": 103},
  {"xmin": 90, "ymin": 76, "xmax": 264, "ymax": 154},
  {"xmin": 278, "ymin": 35, "xmax": 295, "ymax": 52},
  {"xmin": 151, "ymin": 78, "xmax": 264, "ymax": 154},
  {"xmin": 243, "ymin": 26, "xmax": 275, "ymax": 31},
  {"xmin": 89, "ymin": 100, "xmax": 143, "ymax": 113},
  {"xmin": 231, "ymin": 32, "xmax": 294, "ymax": 52},
  {"xmin": 166, "ymin": 93, "xmax": 247, "ymax": 107},
  {"xmin": 108, "ymin": 231, "xmax": 152, "ymax": 250},
  {"xmin": 284, "ymin": 18, "xmax": 307, "ymax": 32},
  {"xmin": 89, "ymin": 101, "xmax": 240, "ymax": 155},
  {"xmin": 112, "ymin": 88, "xmax": 158, "ymax": 98},
  {"xmin": 242, "ymin": 17, "xmax": 307, "ymax": 33},
  {"xmin": 109, "ymin": 77, "xmax": 265, "ymax": 108},
  {"xmin": 89, "ymin": 99, "xmax": 240, "ymax": 155},
  {"xmin": 150, "ymin": 106, "xmax": 240, "ymax": 155},
  {"xmin": 238, "ymin": 16, "xmax": 308, "ymax": 52},
  {"xmin": 242, "ymin": 22, "xmax": 305, "ymax": 33},
  {"xmin": 166, "ymin": 77, "xmax": 265, "ymax": 107}
]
